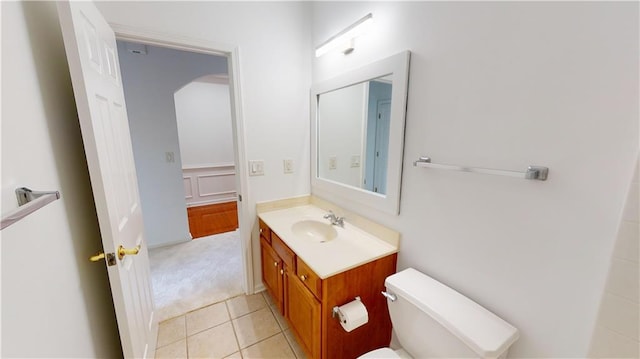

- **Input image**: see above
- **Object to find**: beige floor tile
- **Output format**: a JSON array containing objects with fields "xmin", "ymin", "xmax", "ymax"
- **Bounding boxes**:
[
  {"xmin": 155, "ymin": 339, "xmax": 187, "ymax": 359},
  {"xmin": 284, "ymin": 329, "xmax": 308, "ymax": 359},
  {"xmin": 186, "ymin": 301, "xmax": 230, "ymax": 336},
  {"xmin": 157, "ymin": 316, "xmax": 186, "ymax": 348},
  {"xmin": 187, "ymin": 322, "xmax": 239, "ymax": 358},
  {"xmin": 227, "ymin": 293, "xmax": 267, "ymax": 319},
  {"xmin": 269, "ymin": 305, "xmax": 289, "ymax": 330},
  {"xmin": 223, "ymin": 352, "xmax": 243, "ymax": 359},
  {"xmin": 232, "ymin": 307, "xmax": 281, "ymax": 348},
  {"xmin": 262, "ymin": 291, "xmax": 276, "ymax": 308},
  {"xmin": 241, "ymin": 333, "xmax": 296, "ymax": 359}
]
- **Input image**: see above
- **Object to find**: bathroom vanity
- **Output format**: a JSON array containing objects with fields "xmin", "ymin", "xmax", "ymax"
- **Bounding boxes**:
[
  {"xmin": 258, "ymin": 201, "xmax": 399, "ymax": 359},
  {"xmin": 256, "ymin": 51, "xmax": 409, "ymax": 358}
]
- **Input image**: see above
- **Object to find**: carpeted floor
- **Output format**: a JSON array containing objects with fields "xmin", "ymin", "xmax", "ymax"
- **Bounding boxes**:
[{"xmin": 149, "ymin": 230, "xmax": 244, "ymax": 322}]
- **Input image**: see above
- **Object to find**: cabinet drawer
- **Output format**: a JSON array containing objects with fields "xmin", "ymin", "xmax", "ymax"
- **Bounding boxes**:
[
  {"xmin": 259, "ymin": 218, "xmax": 270, "ymax": 243},
  {"xmin": 296, "ymin": 257, "xmax": 322, "ymax": 300},
  {"xmin": 271, "ymin": 232, "xmax": 295, "ymax": 270}
]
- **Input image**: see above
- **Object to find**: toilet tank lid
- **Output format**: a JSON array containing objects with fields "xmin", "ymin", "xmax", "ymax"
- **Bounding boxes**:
[{"xmin": 386, "ymin": 268, "xmax": 519, "ymax": 358}]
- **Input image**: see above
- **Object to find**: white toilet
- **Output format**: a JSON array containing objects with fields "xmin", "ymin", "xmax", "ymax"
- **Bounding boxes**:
[{"xmin": 359, "ymin": 268, "xmax": 519, "ymax": 359}]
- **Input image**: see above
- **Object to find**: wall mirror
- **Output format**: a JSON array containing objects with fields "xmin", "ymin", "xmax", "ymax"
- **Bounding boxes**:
[{"xmin": 311, "ymin": 51, "xmax": 410, "ymax": 215}]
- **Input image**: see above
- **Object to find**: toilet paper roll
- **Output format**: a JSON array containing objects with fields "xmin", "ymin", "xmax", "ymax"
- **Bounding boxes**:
[{"xmin": 337, "ymin": 298, "xmax": 369, "ymax": 332}]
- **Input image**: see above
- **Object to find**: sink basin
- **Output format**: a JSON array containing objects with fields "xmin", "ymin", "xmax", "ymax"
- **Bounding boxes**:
[{"xmin": 291, "ymin": 220, "xmax": 338, "ymax": 243}]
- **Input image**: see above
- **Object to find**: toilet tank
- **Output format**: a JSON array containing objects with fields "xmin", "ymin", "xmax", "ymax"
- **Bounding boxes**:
[{"xmin": 385, "ymin": 268, "xmax": 519, "ymax": 359}]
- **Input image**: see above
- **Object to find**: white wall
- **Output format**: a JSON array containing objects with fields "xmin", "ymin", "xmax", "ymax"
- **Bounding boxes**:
[
  {"xmin": 174, "ymin": 80, "xmax": 234, "ymax": 168},
  {"xmin": 97, "ymin": 2, "xmax": 312, "ymax": 285},
  {"xmin": 116, "ymin": 41, "xmax": 228, "ymax": 247},
  {"xmin": 175, "ymin": 80, "xmax": 237, "ymax": 208},
  {"xmin": 1, "ymin": 2, "xmax": 121, "ymax": 357},
  {"xmin": 589, "ymin": 154, "xmax": 639, "ymax": 357},
  {"xmin": 311, "ymin": 2, "xmax": 638, "ymax": 357}
]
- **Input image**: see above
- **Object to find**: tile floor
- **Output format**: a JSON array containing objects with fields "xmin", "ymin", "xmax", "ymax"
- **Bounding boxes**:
[{"xmin": 155, "ymin": 291, "xmax": 307, "ymax": 359}]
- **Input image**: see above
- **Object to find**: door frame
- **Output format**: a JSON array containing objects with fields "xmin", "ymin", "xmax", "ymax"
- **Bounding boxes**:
[{"xmin": 109, "ymin": 23, "xmax": 253, "ymax": 294}]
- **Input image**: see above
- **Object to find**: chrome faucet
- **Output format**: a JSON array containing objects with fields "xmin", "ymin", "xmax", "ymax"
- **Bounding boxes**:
[{"xmin": 323, "ymin": 210, "xmax": 345, "ymax": 227}]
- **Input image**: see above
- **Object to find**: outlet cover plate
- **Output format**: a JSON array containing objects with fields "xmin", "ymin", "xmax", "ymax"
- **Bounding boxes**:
[
  {"xmin": 283, "ymin": 159, "xmax": 294, "ymax": 174},
  {"xmin": 329, "ymin": 156, "xmax": 337, "ymax": 170}
]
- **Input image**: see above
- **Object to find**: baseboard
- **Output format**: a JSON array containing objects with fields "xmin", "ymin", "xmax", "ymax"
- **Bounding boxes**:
[{"xmin": 253, "ymin": 283, "xmax": 266, "ymax": 294}]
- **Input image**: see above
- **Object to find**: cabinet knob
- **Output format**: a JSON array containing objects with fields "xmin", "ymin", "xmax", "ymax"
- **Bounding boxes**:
[
  {"xmin": 274, "ymin": 261, "xmax": 278, "ymax": 267},
  {"xmin": 300, "ymin": 274, "xmax": 307, "ymax": 281},
  {"xmin": 280, "ymin": 269, "xmax": 284, "ymax": 275},
  {"xmin": 259, "ymin": 228, "xmax": 263, "ymax": 233}
]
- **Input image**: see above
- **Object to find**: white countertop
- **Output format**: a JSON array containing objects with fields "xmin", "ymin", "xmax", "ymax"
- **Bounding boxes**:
[{"xmin": 258, "ymin": 205, "xmax": 398, "ymax": 279}]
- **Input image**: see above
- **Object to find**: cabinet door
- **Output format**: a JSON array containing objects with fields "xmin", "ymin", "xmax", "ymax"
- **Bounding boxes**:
[
  {"xmin": 260, "ymin": 238, "xmax": 283, "ymax": 313},
  {"xmin": 286, "ymin": 273, "xmax": 321, "ymax": 359}
]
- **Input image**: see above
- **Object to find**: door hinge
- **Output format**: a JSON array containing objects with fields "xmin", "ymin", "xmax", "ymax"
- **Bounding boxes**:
[{"xmin": 238, "ymin": 194, "xmax": 242, "ymax": 202}]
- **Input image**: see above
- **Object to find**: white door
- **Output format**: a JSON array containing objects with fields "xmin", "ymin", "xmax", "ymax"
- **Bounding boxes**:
[
  {"xmin": 373, "ymin": 100, "xmax": 391, "ymax": 194},
  {"xmin": 57, "ymin": 2, "xmax": 157, "ymax": 358}
]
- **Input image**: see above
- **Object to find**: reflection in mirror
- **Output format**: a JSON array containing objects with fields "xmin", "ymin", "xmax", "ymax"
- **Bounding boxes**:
[
  {"xmin": 317, "ymin": 76, "xmax": 392, "ymax": 194},
  {"xmin": 311, "ymin": 51, "xmax": 410, "ymax": 215}
]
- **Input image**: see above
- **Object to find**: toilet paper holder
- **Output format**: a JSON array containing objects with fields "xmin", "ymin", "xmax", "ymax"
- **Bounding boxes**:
[{"xmin": 332, "ymin": 296, "xmax": 361, "ymax": 320}]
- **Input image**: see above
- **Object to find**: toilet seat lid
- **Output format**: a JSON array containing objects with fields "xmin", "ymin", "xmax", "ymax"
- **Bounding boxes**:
[{"xmin": 358, "ymin": 348, "xmax": 401, "ymax": 359}]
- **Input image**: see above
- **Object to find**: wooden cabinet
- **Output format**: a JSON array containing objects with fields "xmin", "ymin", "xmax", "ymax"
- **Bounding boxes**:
[
  {"xmin": 286, "ymin": 271, "xmax": 321, "ymax": 358},
  {"xmin": 259, "ymin": 218, "xmax": 271, "ymax": 243},
  {"xmin": 260, "ymin": 236, "xmax": 284, "ymax": 312},
  {"xmin": 297, "ymin": 257, "xmax": 322, "ymax": 299},
  {"xmin": 259, "ymin": 219, "xmax": 397, "ymax": 359},
  {"xmin": 187, "ymin": 202, "xmax": 238, "ymax": 238}
]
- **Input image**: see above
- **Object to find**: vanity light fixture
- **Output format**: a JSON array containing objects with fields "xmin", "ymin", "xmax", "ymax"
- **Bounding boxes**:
[{"xmin": 315, "ymin": 13, "xmax": 373, "ymax": 57}]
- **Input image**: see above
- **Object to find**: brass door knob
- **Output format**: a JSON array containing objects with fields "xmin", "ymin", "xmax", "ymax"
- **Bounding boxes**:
[
  {"xmin": 89, "ymin": 252, "xmax": 105, "ymax": 262},
  {"xmin": 89, "ymin": 251, "xmax": 117, "ymax": 266},
  {"xmin": 118, "ymin": 244, "xmax": 141, "ymax": 260}
]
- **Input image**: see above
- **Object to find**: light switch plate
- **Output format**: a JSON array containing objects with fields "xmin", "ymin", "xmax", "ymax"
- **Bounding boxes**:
[
  {"xmin": 249, "ymin": 160, "xmax": 264, "ymax": 176},
  {"xmin": 283, "ymin": 159, "xmax": 294, "ymax": 174}
]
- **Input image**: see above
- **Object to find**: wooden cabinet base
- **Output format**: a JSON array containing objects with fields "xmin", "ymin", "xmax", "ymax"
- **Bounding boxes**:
[
  {"xmin": 187, "ymin": 202, "xmax": 238, "ymax": 238},
  {"xmin": 287, "ymin": 272, "xmax": 321, "ymax": 359},
  {"xmin": 259, "ymin": 219, "xmax": 397, "ymax": 359},
  {"xmin": 321, "ymin": 254, "xmax": 397, "ymax": 359}
]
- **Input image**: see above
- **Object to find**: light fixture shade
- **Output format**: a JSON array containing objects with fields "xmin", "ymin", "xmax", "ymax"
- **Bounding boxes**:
[{"xmin": 315, "ymin": 13, "xmax": 373, "ymax": 57}]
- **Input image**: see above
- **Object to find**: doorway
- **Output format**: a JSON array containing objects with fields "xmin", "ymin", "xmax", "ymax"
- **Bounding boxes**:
[
  {"xmin": 364, "ymin": 80, "xmax": 392, "ymax": 193},
  {"xmin": 114, "ymin": 34, "xmax": 251, "ymax": 322},
  {"xmin": 175, "ymin": 74, "xmax": 239, "ymax": 238}
]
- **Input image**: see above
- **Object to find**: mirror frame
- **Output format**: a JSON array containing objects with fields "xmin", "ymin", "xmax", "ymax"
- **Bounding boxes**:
[{"xmin": 311, "ymin": 51, "xmax": 411, "ymax": 215}]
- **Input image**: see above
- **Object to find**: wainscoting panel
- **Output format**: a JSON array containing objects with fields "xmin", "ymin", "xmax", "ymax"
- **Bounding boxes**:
[
  {"xmin": 197, "ymin": 172, "xmax": 235, "ymax": 197},
  {"xmin": 183, "ymin": 177, "xmax": 193, "ymax": 199},
  {"xmin": 183, "ymin": 164, "xmax": 238, "ymax": 238},
  {"xmin": 183, "ymin": 164, "xmax": 237, "ymax": 206}
]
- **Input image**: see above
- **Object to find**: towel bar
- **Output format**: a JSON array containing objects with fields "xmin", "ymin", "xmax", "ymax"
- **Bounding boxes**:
[
  {"xmin": 1, "ymin": 187, "xmax": 61, "ymax": 230},
  {"xmin": 414, "ymin": 157, "xmax": 548, "ymax": 181}
]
